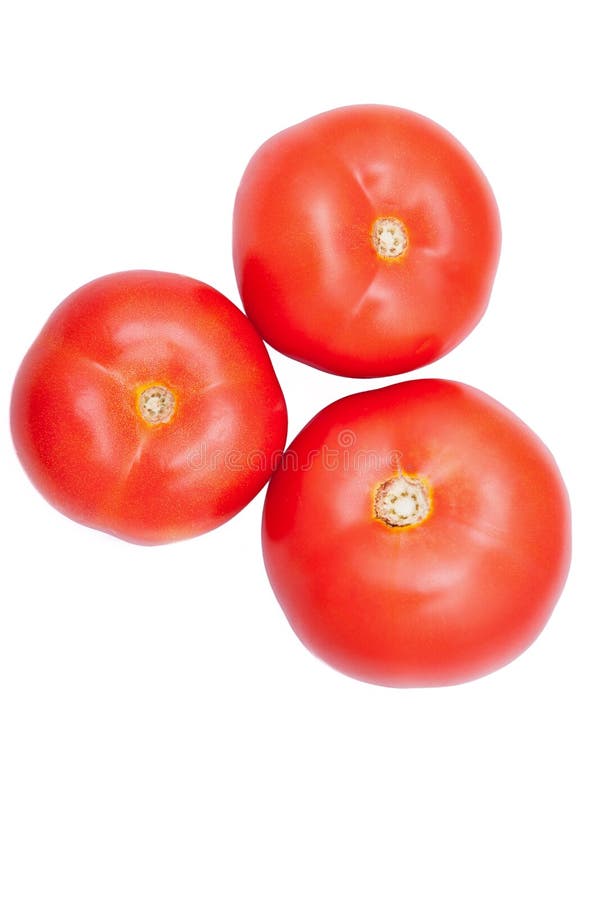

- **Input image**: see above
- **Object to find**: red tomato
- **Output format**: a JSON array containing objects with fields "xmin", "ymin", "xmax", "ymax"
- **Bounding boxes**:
[
  {"xmin": 262, "ymin": 380, "xmax": 570, "ymax": 687},
  {"xmin": 11, "ymin": 271, "xmax": 287, "ymax": 544},
  {"xmin": 233, "ymin": 105, "xmax": 501, "ymax": 377}
]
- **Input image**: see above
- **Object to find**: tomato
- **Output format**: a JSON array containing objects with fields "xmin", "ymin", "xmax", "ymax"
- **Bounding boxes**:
[
  {"xmin": 262, "ymin": 380, "xmax": 570, "ymax": 687},
  {"xmin": 233, "ymin": 105, "xmax": 501, "ymax": 378},
  {"xmin": 11, "ymin": 271, "xmax": 287, "ymax": 545}
]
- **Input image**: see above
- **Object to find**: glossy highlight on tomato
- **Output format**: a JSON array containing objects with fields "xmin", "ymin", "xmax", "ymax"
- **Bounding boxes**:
[
  {"xmin": 262, "ymin": 379, "xmax": 570, "ymax": 687},
  {"xmin": 233, "ymin": 105, "xmax": 501, "ymax": 377},
  {"xmin": 11, "ymin": 271, "xmax": 287, "ymax": 544}
]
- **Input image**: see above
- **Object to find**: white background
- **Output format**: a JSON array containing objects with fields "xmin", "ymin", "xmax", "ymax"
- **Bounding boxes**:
[{"xmin": 1, "ymin": 1, "xmax": 597, "ymax": 897}]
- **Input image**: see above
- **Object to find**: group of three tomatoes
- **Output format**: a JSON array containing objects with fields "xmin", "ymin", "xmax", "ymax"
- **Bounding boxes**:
[{"xmin": 11, "ymin": 105, "xmax": 571, "ymax": 688}]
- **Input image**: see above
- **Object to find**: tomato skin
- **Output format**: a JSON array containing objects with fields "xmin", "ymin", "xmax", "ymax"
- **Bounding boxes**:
[
  {"xmin": 11, "ymin": 271, "xmax": 287, "ymax": 544},
  {"xmin": 262, "ymin": 380, "xmax": 570, "ymax": 687},
  {"xmin": 233, "ymin": 105, "xmax": 501, "ymax": 378}
]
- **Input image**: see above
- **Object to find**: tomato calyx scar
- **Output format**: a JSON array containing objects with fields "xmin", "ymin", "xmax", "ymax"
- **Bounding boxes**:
[
  {"xmin": 136, "ymin": 384, "xmax": 176, "ymax": 426},
  {"xmin": 371, "ymin": 217, "xmax": 409, "ymax": 260},
  {"xmin": 374, "ymin": 472, "xmax": 431, "ymax": 528}
]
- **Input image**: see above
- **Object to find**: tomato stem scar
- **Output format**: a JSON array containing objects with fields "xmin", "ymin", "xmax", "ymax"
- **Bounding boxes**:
[
  {"xmin": 371, "ymin": 216, "xmax": 409, "ymax": 260},
  {"xmin": 137, "ymin": 384, "xmax": 176, "ymax": 425},
  {"xmin": 374, "ymin": 472, "xmax": 431, "ymax": 527}
]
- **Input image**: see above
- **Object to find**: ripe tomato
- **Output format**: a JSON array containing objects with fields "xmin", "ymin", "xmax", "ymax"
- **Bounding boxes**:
[
  {"xmin": 11, "ymin": 271, "xmax": 287, "ymax": 545},
  {"xmin": 233, "ymin": 105, "xmax": 501, "ymax": 377},
  {"xmin": 262, "ymin": 380, "xmax": 570, "ymax": 687}
]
